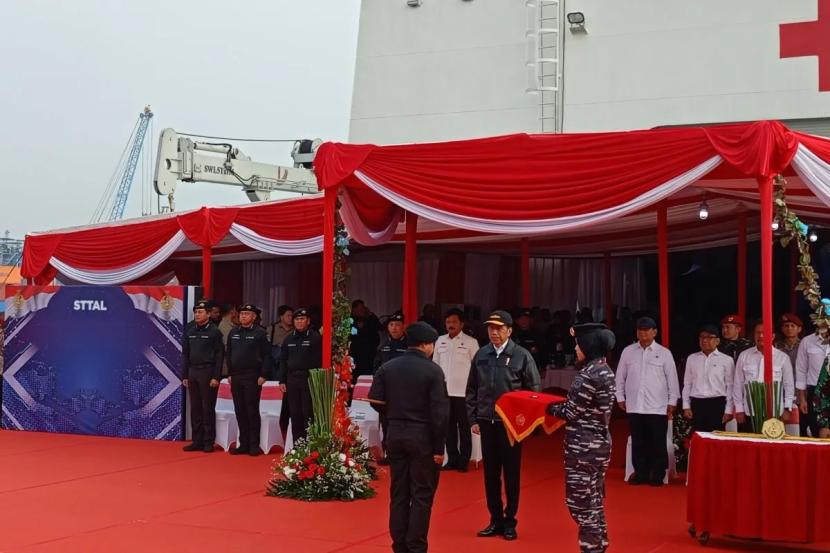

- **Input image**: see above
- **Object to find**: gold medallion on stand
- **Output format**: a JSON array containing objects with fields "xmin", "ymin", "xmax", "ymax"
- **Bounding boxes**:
[{"xmin": 762, "ymin": 418, "xmax": 786, "ymax": 440}]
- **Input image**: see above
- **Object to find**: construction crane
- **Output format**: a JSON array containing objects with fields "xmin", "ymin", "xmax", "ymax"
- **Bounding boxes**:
[
  {"xmin": 154, "ymin": 129, "xmax": 319, "ymax": 211},
  {"xmin": 91, "ymin": 106, "xmax": 154, "ymax": 222}
]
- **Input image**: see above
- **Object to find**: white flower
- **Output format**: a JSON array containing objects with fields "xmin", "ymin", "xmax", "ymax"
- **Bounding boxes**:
[
  {"xmin": 338, "ymin": 453, "xmax": 347, "ymax": 462},
  {"xmin": 348, "ymin": 460, "xmax": 355, "ymax": 467},
  {"xmin": 290, "ymin": 449, "xmax": 296, "ymax": 455}
]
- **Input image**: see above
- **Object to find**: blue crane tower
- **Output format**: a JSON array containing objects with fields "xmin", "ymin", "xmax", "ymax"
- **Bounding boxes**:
[{"xmin": 91, "ymin": 106, "xmax": 154, "ymax": 223}]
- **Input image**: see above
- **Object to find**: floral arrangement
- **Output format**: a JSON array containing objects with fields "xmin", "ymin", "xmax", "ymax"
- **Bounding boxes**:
[
  {"xmin": 672, "ymin": 411, "xmax": 692, "ymax": 472},
  {"xmin": 266, "ymin": 221, "xmax": 377, "ymax": 500}
]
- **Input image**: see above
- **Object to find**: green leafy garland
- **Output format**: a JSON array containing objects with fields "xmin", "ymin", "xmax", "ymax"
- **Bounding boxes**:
[{"xmin": 774, "ymin": 175, "xmax": 830, "ymax": 433}]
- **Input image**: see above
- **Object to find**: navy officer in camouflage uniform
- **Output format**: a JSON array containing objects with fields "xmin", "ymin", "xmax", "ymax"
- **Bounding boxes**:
[{"xmin": 547, "ymin": 322, "xmax": 616, "ymax": 553}]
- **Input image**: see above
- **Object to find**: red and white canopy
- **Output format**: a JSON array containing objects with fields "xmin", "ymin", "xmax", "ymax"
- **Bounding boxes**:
[
  {"xmin": 22, "ymin": 195, "xmax": 325, "ymax": 285},
  {"xmin": 314, "ymin": 121, "xmax": 830, "ymax": 249}
]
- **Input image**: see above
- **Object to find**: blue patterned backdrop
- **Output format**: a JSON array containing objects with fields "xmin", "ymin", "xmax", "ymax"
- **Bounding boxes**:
[{"xmin": 2, "ymin": 285, "xmax": 186, "ymax": 440}]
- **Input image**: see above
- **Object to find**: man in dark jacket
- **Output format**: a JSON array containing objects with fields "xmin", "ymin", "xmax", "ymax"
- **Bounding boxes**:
[
  {"xmin": 227, "ymin": 304, "xmax": 271, "ymax": 456},
  {"xmin": 183, "ymin": 300, "xmax": 225, "ymax": 453},
  {"xmin": 466, "ymin": 310, "xmax": 540, "ymax": 541},
  {"xmin": 374, "ymin": 312, "xmax": 408, "ymax": 464},
  {"xmin": 277, "ymin": 308, "xmax": 322, "ymax": 442},
  {"xmin": 350, "ymin": 299, "xmax": 381, "ymax": 380},
  {"xmin": 369, "ymin": 321, "xmax": 449, "ymax": 553}
]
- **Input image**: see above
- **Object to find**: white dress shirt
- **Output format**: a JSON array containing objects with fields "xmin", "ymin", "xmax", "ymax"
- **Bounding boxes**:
[
  {"xmin": 682, "ymin": 350, "xmax": 734, "ymax": 412},
  {"xmin": 733, "ymin": 346, "xmax": 795, "ymax": 416},
  {"xmin": 615, "ymin": 341, "xmax": 680, "ymax": 415},
  {"xmin": 795, "ymin": 332, "xmax": 829, "ymax": 389},
  {"xmin": 433, "ymin": 332, "xmax": 479, "ymax": 397}
]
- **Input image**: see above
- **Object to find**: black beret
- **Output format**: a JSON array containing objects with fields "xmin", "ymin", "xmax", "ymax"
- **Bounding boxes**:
[
  {"xmin": 239, "ymin": 304, "xmax": 261, "ymax": 315},
  {"xmin": 388, "ymin": 312, "xmax": 405, "ymax": 324},
  {"xmin": 636, "ymin": 317, "xmax": 657, "ymax": 329},
  {"xmin": 485, "ymin": 310, "xmax": 513, "ymax": 327},
  {"xmin": 294, "ymin": 308, "xmax": 310, "ymax": 318},
  {"xmin": 405, "ymin": 321, "xmax": 438, "ymax": 346}
]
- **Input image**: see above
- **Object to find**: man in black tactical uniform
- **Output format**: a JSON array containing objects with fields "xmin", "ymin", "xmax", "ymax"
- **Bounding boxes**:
[
  {"xmin": 277, "ymin": 308, "xmax": 322, "ymax": 442},
  {"xmin": 227, "ymin": 304, "xmax": 271, "ymax": 456},
  {"xmin": 718, "ymin": 314, "xmax": 753, "ymax": 363},
  {"xmin": 369, "ymin": 321, "xmax": 449, "ymax": 553},
  {"xmin": 183, "ymin": 300, "xmax": 225, "ymax": 453},
  {"xmin": 374, "ymin": 312, "xmax": 408, "ymax": 465}
]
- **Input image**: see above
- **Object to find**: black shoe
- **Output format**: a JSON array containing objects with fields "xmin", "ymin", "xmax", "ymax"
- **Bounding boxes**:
[
  {"xmin": 182, "ymin": 443, "xmax": 202, "ymax": 452},
  {"xmin": 477, "ymin": 524, "xmax": 504, "ymax": 538},
  {"xmin": 229, "ymin": 446, "xmax": 247, "ymax": 455},
  {"xmin": 649, "ymin": 478, "xmax": 664, "ymax": 487},
  {"xmin": 248, "ymin": 449, "xmax": 261, "ymax": 457},
  {"xmin": 203, "ymin": 444, "xmax": 214, "ymax": 453},
  {"xmin": 503, "ymin": 528, "xmax": 518, "ymax": 541},
  {"xmin": 628, "ymin": 474, "xmax": 646, "ymax": 485}
]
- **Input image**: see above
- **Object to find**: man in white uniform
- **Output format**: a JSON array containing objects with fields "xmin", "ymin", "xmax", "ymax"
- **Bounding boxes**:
[
  {"xmin": 616, "ymin": 317, "xmax": 680, "ymax": 487},
  {"xmin": 682, "ymin": 324, "xmax": 735, "ymax": 433},
  {"xmin": 734, "ymin": 321, "xmax": 795, "ymax": 432},
  {"xmin": 433, "ymin": 308, "xmax": 479, "ymax": 472}
]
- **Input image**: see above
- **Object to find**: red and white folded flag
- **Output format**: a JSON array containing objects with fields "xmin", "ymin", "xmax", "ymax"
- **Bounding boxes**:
[{"xmin": 495, "ymin": 390, "xmax": 567, "ymax": 445}]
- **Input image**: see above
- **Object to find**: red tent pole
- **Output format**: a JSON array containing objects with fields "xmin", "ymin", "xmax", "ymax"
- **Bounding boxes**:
[
  {"xmin": 322, "ymin": 187, "xmax": 336, "ymax": 369},
  {"xmin": 790, "ymin": 246, "xmax": 798, "ymax": 314},
  {"xmin": 604, "ymin": 252, "xmax": 613, "ymax": 328},
  {"xmin": 657, "ymin": 204, "xmax": 670, "ymax": 348},
  {"xmin": 759, "ymin": 177, "xmax": 774, "ymax": 417},
  {"xmin": 737, "ymin": 213, "xmax": 748, "ymax": 326},
  {"xmin": 201, "ymin": 246, "xmax": 212, "ymax": 298},
  {"xmin": 403, "ymin": 212, "xmax": 419, "ymax": 324},
  {"xmin": 520, "ymin": 238, "xmax": 531, "ymax": 306}
]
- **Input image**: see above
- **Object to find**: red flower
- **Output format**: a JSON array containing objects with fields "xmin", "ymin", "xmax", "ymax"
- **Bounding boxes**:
[
  {"xmin": 308, "ymin": 463, "xmax": 318, "ymax": 472},
  {"xmin": 311, "ymin": 451, "xmax": 319, "ymax": 459},
  {"xmin": 355, "ymin": 464, "xmax": 362, "ymax": 472},
  {"xmin": 317, "ymin": 467, "xmax": 326, "ymax": 476},
  {"xmin": 303, "ymin": 456, "xmax": 312, "ymax": 465}
]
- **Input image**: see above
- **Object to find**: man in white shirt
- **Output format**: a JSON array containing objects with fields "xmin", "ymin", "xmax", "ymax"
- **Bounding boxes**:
[
  {"xmin": 794, "ymin": 325, "xmax": 826, "ymax": 437},
  {"xmin": 682, "ymin": 324, "xmax": 735, "ymax": 433},
  {"xmin": 433, "ymin": 308, "xmax": 479, "ymax": 472},
  {"xmin": 615, "ymin": 317, "xmax": 680, "ymax": 487},
  {"xmin": 734, "ymin": 321, "xmax": 795, "ymax": 431}
]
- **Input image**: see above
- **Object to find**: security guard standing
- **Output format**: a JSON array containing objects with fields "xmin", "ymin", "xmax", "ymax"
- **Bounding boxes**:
[
  {"xmin": 227, "ymin": 304, "xmax": 271, "ymax": 456},
  {"xmin": 277, "ymin": 308, "xmax": 322, "ymax": 442},
  {"xmin": 368, "ymin": 322, "xmax": 449, "ymax": 553},
  {"xmin": 718, "ymin": 314, "xmax": 753, "ymax": 363},
  {"xmin": 513, "ymin": 308, "xmax": 545, "ymax": 369},
  {"xmin": 548, "ymin": 323, "xmax": 616, "ymax": 553},
  {"xmin": 466, "ymin": 310, "xmax": 541, "ymax": 542},
  {"xmin": 374, "ymin": 312, "xmax": 408, "ymax": 465},
  {"xmin": 183, "ymin": 300, "xmax": 225, "ymax": 453},
  {"xmin": 374, "ymin": 312, "xmax": 408, "ymax": 371}
]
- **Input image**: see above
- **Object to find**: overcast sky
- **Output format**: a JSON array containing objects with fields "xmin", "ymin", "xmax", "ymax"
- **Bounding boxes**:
[{"xmin": 0, "ymin": 0, "xmax": 361, "ymax": 239}]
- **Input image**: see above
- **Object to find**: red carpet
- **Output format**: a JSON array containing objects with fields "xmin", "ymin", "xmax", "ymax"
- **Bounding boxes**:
[{"xmin": 0, "ymin": 423, "xmax": 825, "ymax": 553}]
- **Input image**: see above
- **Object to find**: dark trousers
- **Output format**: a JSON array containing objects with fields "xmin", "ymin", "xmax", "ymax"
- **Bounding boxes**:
[
  {"xmin": 690, "ymin": 396, "xmax": 726, "ymax": 434},
  {"xmin": 287, "ymin": 378, "xmax": 313, "ymax": 441},
  {"xmin": 445, "ymin": 397, "xmax": 472, "ymax": 468},
  {"xmin": 479, "ymin": 420, "xmax": 522, "ymax": 529},
  {"xmin": 387, "ymin": 422, "xmax": 440, "ymax": 553},
  {"xmin": 279, "ymin": 392, "xmax": 291, "ymax": 437},
  {"xmin": 801, "ymin": 386, "xmax": 820, "ymax": 438},
  {"xmin": 380, "ymin": 413, "xmax": 389, "ymax": 455},
  {"xmin": 188, "ymin": 368, "xmax": 218, "ymax": 447},
  {"xmin": 628, "ymin": 413, "xmax": 668, "ymax": 482},
  {"xmin": 231, "ymin": 373, "xmax": 262, "ymax": 452}
]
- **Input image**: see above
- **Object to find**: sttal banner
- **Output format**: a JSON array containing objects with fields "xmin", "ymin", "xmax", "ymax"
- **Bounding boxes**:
[{"xmin": 2, "ymin": 285, "xmax": 187, "ymax": 440}]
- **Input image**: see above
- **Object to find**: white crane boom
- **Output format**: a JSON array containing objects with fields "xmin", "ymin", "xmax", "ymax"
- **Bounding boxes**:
[{"xmin": 154, "ymin": 128, "xmax": 321, "ymax": 210}]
